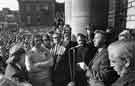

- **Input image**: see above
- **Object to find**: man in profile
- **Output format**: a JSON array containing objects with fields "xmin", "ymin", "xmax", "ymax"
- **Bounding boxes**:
[{"xmin": 87, "ymin": 30, "xmax": 118, "ymax": 86}]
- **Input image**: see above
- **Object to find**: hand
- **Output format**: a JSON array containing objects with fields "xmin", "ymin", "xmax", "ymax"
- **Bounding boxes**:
[
  {"xmin": 86, "ymin": 69, "xmax": 92, "ymax": 78},
  {"xmin": 77, "ymin": 62, "xmax": 88, "ymax": 71},
  {"xmin": 67, "ymin": 81, "xmax": 75, "ymax": 86}
]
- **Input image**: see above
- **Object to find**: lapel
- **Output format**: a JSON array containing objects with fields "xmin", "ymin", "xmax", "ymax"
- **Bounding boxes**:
[
  {"xmin": 88, "ymin": 48, "xmax": 106, "ymax": 68},
  {"xmin": 56, "ymin": 44, "xmax": 67, "ymax": 63}
]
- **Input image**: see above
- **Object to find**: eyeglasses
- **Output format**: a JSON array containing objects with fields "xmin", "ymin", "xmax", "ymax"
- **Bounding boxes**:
[
  {"xmin": 43, "ymin": 39, "xmax": 50, "ymax": 41},
  {"xmin": 53, "ymin": 37, "xmax": 59, "ymax": 39},
  {"xmin": 35, "ymin": 39, "xmax": 41, "ymax": 41}
]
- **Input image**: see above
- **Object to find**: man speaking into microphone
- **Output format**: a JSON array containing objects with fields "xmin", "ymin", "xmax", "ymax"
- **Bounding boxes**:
[{"xmin": 68, "ymin": 33, "xmax": 96, "ymax": 86}]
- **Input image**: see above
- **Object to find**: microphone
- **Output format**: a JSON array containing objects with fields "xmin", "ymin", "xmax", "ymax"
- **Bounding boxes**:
[{"xmin": 70, "ymin": 45, "xmax": 80, "ymax": 50}]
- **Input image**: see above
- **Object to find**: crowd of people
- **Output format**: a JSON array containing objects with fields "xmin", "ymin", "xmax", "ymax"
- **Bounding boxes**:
[{"xmin": 0, "ymin": 24, "xmax": 135, "ymax": 86}]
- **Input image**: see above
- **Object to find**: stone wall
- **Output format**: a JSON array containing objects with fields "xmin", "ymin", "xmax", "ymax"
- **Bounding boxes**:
[
  {"xmin": 18, "ymin": 0, "xmax": 55, "ymax": 27},
  {"xmin": 108, "ymin": 0, "xmax": 127, "ymax": 36},
  {"xmin": 126, "ymin": 0, "xmax": 135, "ymax": 28}
]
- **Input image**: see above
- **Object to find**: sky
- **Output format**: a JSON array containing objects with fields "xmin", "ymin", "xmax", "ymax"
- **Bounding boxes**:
[
  {"xmin": 0, "ymin": 0, "xmax": 64, "ymax": 11},
  {"xmin": 0, "ymin": 0, "xmax": 19, "ymax": 11},
  {"xmin": 56, "ymin": 0, "xmax": 65, "ymax": 3}
]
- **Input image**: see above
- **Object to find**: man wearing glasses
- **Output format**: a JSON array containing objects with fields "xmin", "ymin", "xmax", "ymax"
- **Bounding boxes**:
[
  {"xmin": 26, "ymin": 35, "xmax": 53, "ymax": 86},
  {"xmin": 42, "ymin": 34, "xmax": 52, "ymax": 50}
]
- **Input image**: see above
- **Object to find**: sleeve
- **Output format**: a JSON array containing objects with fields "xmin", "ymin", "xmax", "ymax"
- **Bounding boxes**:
[
  {"xmin": 89, "ymin": 50, "xmax": 118, "ymax": 85},
  {"xmin": 25, "ymin": 50, "xmax": 36, "ymax": 72},
  {"xmin": 25, "ymin": 54, "xmax": 32, "ymax": 72},
  {"xmin": 98, "ymin": 52, "xmax": 118, "ymax": 85},
  {"xmin": 126, "ymin": 80, "xmax": 135, "ymax": 86}
]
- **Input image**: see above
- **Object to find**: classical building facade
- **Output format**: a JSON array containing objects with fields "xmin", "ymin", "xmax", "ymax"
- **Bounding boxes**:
[
  {"xmin": 126, "ymin": 0, "xmax": 135, "ymax": 28},
  {"xmin": 108, "ymin": 0, "xmax": 127, "ymax": 36},
  {"xmin": 65, "ymin": 0, "xmax": 135, "ymax": 36},
  {"xmin": 0, "ymin": 8, "xmax": 20, "ymax": 32},
  {"xmin": 18, "ymin": 0, "xmax": 55, "ymax": 27},
  {"xmin": 17, "ymin": 0, "xmax": 135, "ymax": 34}
]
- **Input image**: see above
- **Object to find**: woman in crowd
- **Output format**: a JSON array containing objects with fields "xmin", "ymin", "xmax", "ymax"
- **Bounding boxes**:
[
  {"xmin": 5, "ymin": 43, "xmax": 28, "ymax": 82},
  {"xmin": 118, "ymin": 30, "xmax": 132, "ymax": 40},
  {"xmin": 108, "ymin": 40, "xmax": 135, "ymax": 86},
  {"xmin": 4, "ymin": 43, "xmax": 31, "ymax": 86}
]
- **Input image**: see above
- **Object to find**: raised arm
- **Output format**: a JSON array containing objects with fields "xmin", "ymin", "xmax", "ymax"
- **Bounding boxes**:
[{"xmin": 25, "ymin": 55, "xmax": 32, "ymax": 71}]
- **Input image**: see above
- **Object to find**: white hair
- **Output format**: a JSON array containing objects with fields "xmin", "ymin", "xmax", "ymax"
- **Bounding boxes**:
[{"xmin": 108, "ymin": 40, "xmax": 135, "ymax": 68}]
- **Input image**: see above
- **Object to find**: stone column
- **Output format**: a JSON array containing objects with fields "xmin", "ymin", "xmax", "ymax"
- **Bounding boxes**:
[
  {"xmin": 71, "ymin": 0, "xmax": 91, "ymax": 35},
  {"xmin": 65, "ymin": 0, "xmax": 72, "ymax": 25},
  {"xmin": 65, "ymin": 0, "xmax": 108, "ymax": 36},
  {"xmin": 127, "ymin": 0, "xmax": 135, "ymax": 29}
]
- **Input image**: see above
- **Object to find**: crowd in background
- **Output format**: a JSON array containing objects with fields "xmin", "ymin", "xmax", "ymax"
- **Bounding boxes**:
[{"xmin": 0, "ymin": 22, "xmax": 135, "ymax": 86}]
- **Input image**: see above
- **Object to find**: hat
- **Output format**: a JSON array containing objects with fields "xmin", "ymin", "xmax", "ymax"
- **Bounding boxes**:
[
  {"xmin": 94, "ymin": 30, "xmax": 107, "ymax": 35},
  {"xmin": 94, "ymin": 30, "xmax": 107, "ymax": 38},
  {"xmin": 77, "ymin": 33, "xmax": 87, "ymax": 38},
  {"xmin": 85, "ymin": 24, "xmax": 95, "ymax": 31}
]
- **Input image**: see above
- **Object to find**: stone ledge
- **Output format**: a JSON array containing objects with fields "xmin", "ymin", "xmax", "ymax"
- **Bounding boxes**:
[
  {"xmin": 132, "ymin": 1, "xmax": 135, "ymax": 6},
  {"xmin": 130, "ymin": 16, "xmax": 135, "ymax": 20},
  {"xmin": 128, "ymin": 0, "xmax": 135, "ymax": 3},
  {"xmin": 127, "ymin": 7, "xmax": 135, "ymax": 15}
]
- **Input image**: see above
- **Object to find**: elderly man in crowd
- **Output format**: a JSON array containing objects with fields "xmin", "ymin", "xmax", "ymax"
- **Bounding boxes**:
[{"xmin": 108, "ymin": 40, "xmax": 135, "ymax": 86}]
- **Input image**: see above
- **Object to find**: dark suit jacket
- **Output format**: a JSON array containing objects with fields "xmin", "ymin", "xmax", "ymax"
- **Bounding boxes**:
[
  {"xmin": 68, "ymin": 43, "xmax": 96, "ymax": 86},
  {"xmin": 112, "ymin": 71, "xmax": 135, "ymax": 86},
  {"xmin": 88, "ymin": 48, "xmax": 118, "ymax": 86},
  {"xmin": 52, "ymin": 41, "xmax": 77, "ymax": 84}
]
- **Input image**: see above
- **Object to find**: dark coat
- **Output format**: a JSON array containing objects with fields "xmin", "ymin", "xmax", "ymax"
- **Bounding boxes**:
[
  {"xmin": 69, "ymin": 43, "xmax": 96, "ymax": 86},
  {"xmin": 88, "ymin": 48, "xmax": 118, "ymax": 86},
  {"xmin": 52, "ymin": 41, "xmax": 77, "ymax": 86},
  {"xmin": 112, "ymin": 71, "xmax": 135, "ymax": 86}
]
